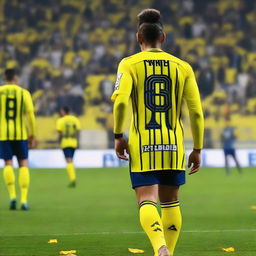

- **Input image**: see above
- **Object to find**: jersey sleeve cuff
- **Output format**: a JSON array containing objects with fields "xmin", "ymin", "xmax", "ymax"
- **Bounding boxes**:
[{"xmin": 114, "ymin": 133, "xmax": 123, "ymax": 139}]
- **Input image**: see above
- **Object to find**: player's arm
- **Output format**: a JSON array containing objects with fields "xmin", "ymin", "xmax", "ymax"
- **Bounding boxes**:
[
  {"xmin": 24, "ymin": 90, "xmax": 36, "ymax": 148},
  {"xmin": 183, "ymin": 63, "xmax": 204, "ymax": 174},
  {"xmin": 76, "ymin": 131, "xmax": 80, "ymax": 148},
  {"xmin": 56, "ymin": 120, "xmax": 63, "ymax": 145},
  {"xmin": 111, "ymin": 59, "xmax": 133, "ymax": 161},
  {"xmin": 76, "ymin": 119, "xmax": 81, "ymax": 149},
  {"xmin": 58, "ymin": 131, "xmax": 62, "ymax": 143}
]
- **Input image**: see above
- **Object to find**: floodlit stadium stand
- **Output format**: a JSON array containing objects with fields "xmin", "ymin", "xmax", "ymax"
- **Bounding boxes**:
[{"xmin": 0, "ymin": 0, "xmax": 256, "ymax": 148}]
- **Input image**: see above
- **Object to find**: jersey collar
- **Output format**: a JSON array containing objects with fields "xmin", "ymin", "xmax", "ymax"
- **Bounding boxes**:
[{"xmin": 145, "ymin": 48, "xmax": 163, "ymax": 52}]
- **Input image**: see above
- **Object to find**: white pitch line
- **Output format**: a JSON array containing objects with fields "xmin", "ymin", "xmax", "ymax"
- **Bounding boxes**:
[{"xmin": 1, "ymin": 229, "xmax": 256, "ymax": 237}]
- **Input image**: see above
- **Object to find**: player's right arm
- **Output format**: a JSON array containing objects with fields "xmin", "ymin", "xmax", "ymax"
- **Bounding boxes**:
[
  {"xmin": 24, "ymin": 90, "xmax": 36, "ymax": 148},
  {"xmin": 56, "ymin": 119, "xmax": 63, "ymax": 145},
  {"xmin": 183, "ymin": 63, "xmax": 204, "ymax": 174},
  {"xmin": 111, "ymin": 59, "xmax": 133, "ymax": 160}
]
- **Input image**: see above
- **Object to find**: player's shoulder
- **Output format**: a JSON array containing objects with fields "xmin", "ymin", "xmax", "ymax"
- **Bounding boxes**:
[
  {"xmin": 72, "ymin": 115, "xmax": 81, "ymax": 127},
  {"xmin": 118, "ymin": 56, "xmax": 133, "ymax": 68},
  {"xmin": 56, "ymin": 116, "xmax": 63, "ymax": 121},
  {"xmin": 162, "ymin": 52, "xmax": 193, "ymax": 73},
  {"xmin": 64, "ymin": 114, "xmax": 79, "ymax": 123},
  {"xmin": 56, "ymin": 116, "xmax": 64, "ymax": 127},
  {"xmin": 70, "ymin": 114, "xmax": 79, "ymax": 121},
  {"xmin": 21, "ymin": 87, "xmax": 32, "ymax": 95},
  {"xmin": 119, "ymin": 51, "xmax": 146, "ymax": 65}
]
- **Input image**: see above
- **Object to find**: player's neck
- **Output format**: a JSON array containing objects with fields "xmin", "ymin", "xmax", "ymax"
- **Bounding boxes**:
[
  {"xmin": 140, "ymin": 43, "xmax": 162, "ymax": 51},
  {"xmin": 5, "ymin": 80, "xmax": 17, "ymax": 84}
]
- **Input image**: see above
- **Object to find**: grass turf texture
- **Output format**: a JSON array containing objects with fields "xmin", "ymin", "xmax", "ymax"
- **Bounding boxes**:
[{"xmin": 0, "ymin": 167, "xmax": 256, "ymax": 256}]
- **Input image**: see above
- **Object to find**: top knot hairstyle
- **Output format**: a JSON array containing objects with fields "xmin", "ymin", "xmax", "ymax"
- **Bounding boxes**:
[
  {"xmin": 137, "ymin": 9, "xmax": 163, "ymax": 45},
  {"xmin": 137, "ymin": 8, "xmax": 162, "ymax": 27}
]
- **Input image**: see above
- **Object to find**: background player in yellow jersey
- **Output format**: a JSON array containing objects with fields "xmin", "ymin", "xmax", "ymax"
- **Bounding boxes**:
[
  {"xmin": 56, "ymin": 106, "xmax": 80, "ymax": 187},
  {"xmin": 112, "ymin": 9, "xmax": 204, "ymax": 256},
  {"xmin": 0, "ymin": 69, "xmax": 36, "ymax": 210}
]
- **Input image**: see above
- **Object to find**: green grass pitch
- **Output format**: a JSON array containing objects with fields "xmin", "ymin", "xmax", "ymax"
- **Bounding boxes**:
[{"xmin": 0, "ymin": 167, "xmax": 256, "ymax": 256}]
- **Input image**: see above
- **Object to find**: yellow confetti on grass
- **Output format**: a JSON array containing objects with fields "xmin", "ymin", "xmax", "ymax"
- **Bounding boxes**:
[
  {"xmin": 59, "ymin": 250, "xmax": 77, "ymax": 255},
  {"xmin": 222, "ymin": 247, "xmax": 235, "ymax": 252},
  {"xmin": 48, "ymin": 239, "xmax": 58, "ymax": 244},
  {"xmin": 250, "ymin": 205, "xmax": 256, "ymax": 210},
  {"xmin": 128, "ymin": 248, "xmax": 145, "ymax": 254}
]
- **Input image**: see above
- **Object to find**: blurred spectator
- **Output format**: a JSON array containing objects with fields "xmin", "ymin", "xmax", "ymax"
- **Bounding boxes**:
[
  {"xmin": 0, "ymin": 0, "xmax": 255, "ymax": 121},
  {"xmin": 100, "ymin": 77, "xmax": 114, "ymax": 103},
  {"xmin": 198, "ymin": 66, "xmax": 215, "ymax": 98}
]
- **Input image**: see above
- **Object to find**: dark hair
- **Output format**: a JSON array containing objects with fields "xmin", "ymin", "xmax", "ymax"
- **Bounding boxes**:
[
  {"xmin": 137, "ymin": 9, "xmax": 163, "ymax": 44},
  {"xmin": 137, "ymin": 9, "xmax": 162, "ymax": 26},
  {"xmin": 5, "ymin": 69, "xmax": 16, "ymax": 81},
  {"xmin": 61, "ymin": 106, "xmax": 70, "ymax": 114}
]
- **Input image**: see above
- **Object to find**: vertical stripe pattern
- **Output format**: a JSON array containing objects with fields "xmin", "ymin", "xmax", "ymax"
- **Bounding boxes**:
[
  {"xmin": 0, "ymin": 85, "xmax": 28, "ymax": 141},
  {"xmin": 143, "ymin": 60, "xmax": 151, "ymax": 170},
  {"xmin": 126, "ymin": 51, "xmax": 189, "ymax": 172}
]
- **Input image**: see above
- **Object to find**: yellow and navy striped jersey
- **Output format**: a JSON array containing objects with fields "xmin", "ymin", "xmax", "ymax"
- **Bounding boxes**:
[
  {"xmin": 112, "ymin": 48, "xmax": 204, "ymax": 172},
  {"xmin": 0, "ymin": 84, "xmax": 35, "ymax": 141},
  {"xmin": 56, "ymin": 115, "xmax": 81, "ymax": 148}
]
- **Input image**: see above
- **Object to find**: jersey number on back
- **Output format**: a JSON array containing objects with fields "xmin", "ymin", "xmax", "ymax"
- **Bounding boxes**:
[
  {"xmin": 6, "ymin": 97, "xmax": 17, "ymax": 120},
  {"xmin": 144, "ymin": 75, "xmax": 172, "ymax": 129},
  {"xmin": 65, "ymin": 123, "xmax": 77, "ymax": 138}
]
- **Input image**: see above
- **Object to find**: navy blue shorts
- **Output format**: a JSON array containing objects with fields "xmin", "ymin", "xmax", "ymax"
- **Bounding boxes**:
[
  {"xmin": 224, "ymin": 149, "xmax": 235, "ymax": 156},
  {"xmin": 63, "ymin": 147, "xmax": 76, "ymax": 159},
  {"xmin": 0, "ymin": 140, "xmax": 28, "ymax": 160},
  {"xmin": 130, "ymin": 170, "xmax": 186, "ymax": 189}
]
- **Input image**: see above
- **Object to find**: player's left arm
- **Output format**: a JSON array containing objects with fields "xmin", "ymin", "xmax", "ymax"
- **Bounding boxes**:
[
  {"xmin": 24, "ymin": 90, "xmax": 36, "ymax": 148},
  {"xmin": 183, "ymin": 63, "xmax": 204, "ymax": 174},
  {"xmin": 56, "ymin": 119, "xmax": 63, "ymax": 145},
  {"xmin": 111, "ymin": 59, "xmax": 133, "ymax": 160},
  {"xmin": 76, "ymin": 119, "xmax": 81, "ymax": 149},
  {"xmin": 58, "ymin": 131, "xmax": 62, "ymax": 143}
]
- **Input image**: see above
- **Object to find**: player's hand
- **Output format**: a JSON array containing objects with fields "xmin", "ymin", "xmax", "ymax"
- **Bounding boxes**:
[
  {"xmin": 115, "ymin": 137, "xmax": 129, "ymax": 161},
  {"xmin": 28, "ymin": 136, "xmax": 36, "ymax": 149},
  {"xmin": 188, "ymin": 149, "xmax": 201, "ymax": 175}
]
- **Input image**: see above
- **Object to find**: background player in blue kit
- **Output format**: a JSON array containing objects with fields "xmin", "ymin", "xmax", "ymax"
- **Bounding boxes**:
[{"xmin": 221, "ymin": 124, "xmax": 242, "ymax": 175}]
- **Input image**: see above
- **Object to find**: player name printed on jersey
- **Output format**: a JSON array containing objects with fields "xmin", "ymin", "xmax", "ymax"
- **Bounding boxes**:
[
  {"xmin": 142, "ymin": 144, "xmax": 177, "ymax": 153},
  {"xmin": 144, "ymin": 59, "xmax": 169, "ymax": 67}
]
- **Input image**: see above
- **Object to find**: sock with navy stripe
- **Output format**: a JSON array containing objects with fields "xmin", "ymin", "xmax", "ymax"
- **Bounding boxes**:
[
  {"xmin": 139, "ymin": 200, "xmax": 167, "ymax": 255},
  {"xmin": 160, "ymin": 201, "xmax": 182, "ymax": 256}
]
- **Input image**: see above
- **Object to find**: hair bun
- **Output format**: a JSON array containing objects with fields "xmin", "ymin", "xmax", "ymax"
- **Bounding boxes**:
[{"xmin": 138, "ymin": 9, "xmax": 161, "ymax": 25}]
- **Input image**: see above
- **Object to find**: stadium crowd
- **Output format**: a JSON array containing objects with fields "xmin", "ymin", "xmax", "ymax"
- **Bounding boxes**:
[{"xmin": 0, "ymin": 0, "xmax": 256, "ymax": 134}]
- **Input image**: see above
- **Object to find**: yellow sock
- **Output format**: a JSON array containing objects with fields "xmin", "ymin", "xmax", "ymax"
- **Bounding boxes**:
[
  {"xmin": 19, "ymin": 166, "xmax": 30, "ymax": 204},
  {"xmin": 3, "ymin": 165, "xmax": 16, "ymax": 200},
  {"xmin": 139, "ymin": 200, "xmax": 166, "ymax": 256},
  {"xmin": 66, "ymin": 162, "xmax": 76, "ymax": 182},
  {"xmin": 160, "ymin": 201, "xmax": 182, "ymax": 256}
]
